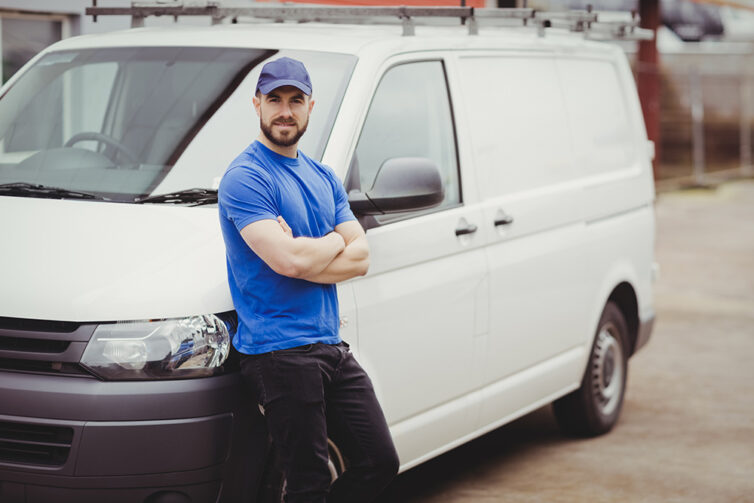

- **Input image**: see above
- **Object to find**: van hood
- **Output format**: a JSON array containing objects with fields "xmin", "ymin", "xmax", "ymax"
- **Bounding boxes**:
[{"xmin": 1, "ymin": 197, "xmax": 232, "ymax": 322}]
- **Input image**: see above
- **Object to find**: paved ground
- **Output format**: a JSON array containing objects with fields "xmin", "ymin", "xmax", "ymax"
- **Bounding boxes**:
[{"xmin": 376, "ymin": 180, "xmax": 754, "ymax": 503}]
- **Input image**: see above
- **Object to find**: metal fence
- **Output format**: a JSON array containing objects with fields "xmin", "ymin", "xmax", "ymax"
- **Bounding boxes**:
[{"xmin": 637, "ymin": 52, "xmax": 754, "ymax": 188}]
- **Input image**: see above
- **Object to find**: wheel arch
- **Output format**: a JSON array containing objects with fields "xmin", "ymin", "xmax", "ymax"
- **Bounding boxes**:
[{"xmin": 607, "ymin": 282, "xmax": 640, "ymax": 356}]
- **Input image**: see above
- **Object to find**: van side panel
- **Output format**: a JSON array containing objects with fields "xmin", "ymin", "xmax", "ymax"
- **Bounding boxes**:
[
  {"xmin": 557, "ymin": 53, "xmax": 655, "ymax": 347},
  {"xmin": 453, "ymin": 48, "xmax": 654, "ymax": 432},
  {"xmin": 453, "ymin": 52, "xmax": 592, "ymax": 428}
]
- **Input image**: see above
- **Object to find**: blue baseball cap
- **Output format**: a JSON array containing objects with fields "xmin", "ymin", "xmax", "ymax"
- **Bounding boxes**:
[{"xmin": 255, "ymin": 57, "xmax": 312, "ymax": 96}]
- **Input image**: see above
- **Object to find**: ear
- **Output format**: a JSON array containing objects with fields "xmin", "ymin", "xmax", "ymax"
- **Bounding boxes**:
[
  {"xmin": 252, "ymin": 95, "xmax": 261, "ymax": 117},
  {"xmin": 308, "ymin": 98, "xmax": 315, "ymax": 114}
]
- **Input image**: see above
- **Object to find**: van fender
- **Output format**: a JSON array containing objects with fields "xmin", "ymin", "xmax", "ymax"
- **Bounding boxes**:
[{"xmin": 579, "ymin": 261, "xmax": 640, "ymax": 373}]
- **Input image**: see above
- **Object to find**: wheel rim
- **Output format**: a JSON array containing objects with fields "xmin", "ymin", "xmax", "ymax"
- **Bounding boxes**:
[
  {"xmin": 327, "ymin": 439, "xmax": 346, "ymax": 482},
  {"xmin": 591, "ymin": 322, "xmax": 624, "ymax": 417}
]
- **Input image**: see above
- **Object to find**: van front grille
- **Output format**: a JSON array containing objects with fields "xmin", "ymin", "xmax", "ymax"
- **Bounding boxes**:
[
  {"xmin": 0, "ymin": 317, "xmax": 81, "ymax": 333},
  {"xmin": 0, "ymin": 336, "xmax": 70, "ymax": 353},
  {"xmin": 0, "ymin": 420, "xmax": 73, "ymax": 466},
  {"xmin": 0, "ymin": 358, "xmax": 92, "ymax": 376},
  {"xmin": 0, "ymin": 317, "xmax": 96, "ymax": 378}
]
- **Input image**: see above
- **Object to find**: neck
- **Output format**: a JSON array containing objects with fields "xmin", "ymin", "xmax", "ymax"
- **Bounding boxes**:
[{"xmin": 257, "ymin": 134, "xmax": 298, "ymax": 159}]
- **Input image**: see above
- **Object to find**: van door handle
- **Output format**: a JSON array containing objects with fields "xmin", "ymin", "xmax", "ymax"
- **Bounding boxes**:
[
  {"xmin": 455, "ymin": 223, "xmax": 478, "ymax": 236},
  {"xmin": 494, "ymin": 213, "xmax": 514, "ymax": 226}
]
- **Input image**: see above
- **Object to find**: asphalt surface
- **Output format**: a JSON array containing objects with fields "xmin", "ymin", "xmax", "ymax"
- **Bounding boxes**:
[{"xmin": 375, "ymin": 179, "xmax": 754, "ymax": 503}]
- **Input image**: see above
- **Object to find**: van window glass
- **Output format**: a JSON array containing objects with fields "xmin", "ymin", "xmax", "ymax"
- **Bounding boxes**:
[
  {"xmin": 350, "ymin": 61, "xmax": 460, "ymax": 221},
  {"xmin": 4, "ymin": 61, "xmax": 118, "ymax": 153},
  {"xmin": 0, "ymin": 47, "xmax": 355, "ymax": 202},
  {"xmin": 558, "ymin": 59, "xmax": 636, "ymax": 174},
  {"xmin": 457, "ymin": 56, "xmax": 577, "ymax": 197}
]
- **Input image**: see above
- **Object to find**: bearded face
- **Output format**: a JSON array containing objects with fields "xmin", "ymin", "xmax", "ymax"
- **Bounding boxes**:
[
  {"xmin": 260, "ymin": 111, "xmax": 309, "ymax": 147},
  {"xmin": 255, "ymin": 86, "xmax": 313, "ymax": 148}
]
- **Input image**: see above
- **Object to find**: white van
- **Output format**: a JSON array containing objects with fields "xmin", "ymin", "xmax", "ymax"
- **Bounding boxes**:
[{"xmin": 0, "ymin": 5, "xmax": 655, "ymax": 502}]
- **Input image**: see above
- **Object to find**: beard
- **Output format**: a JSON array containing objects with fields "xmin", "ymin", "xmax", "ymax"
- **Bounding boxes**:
[{"xmin": 260, "ymin": 116, "xmax": 309, "ymax": 148}]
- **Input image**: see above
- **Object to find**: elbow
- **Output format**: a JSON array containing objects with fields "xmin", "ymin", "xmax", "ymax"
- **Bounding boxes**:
[
  {"xmin": 357, "ymin": 247, "xmax": 370, "ymax": 276},
  {"xmin": 357, "ymin": 257, "xmax": 370, "ymax": 277}
]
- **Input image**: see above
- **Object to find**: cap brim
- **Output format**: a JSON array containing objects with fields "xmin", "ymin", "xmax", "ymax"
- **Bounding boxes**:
[{"xmin": 257, "ymin": 79, "xmax": 312, "ymax": 96}]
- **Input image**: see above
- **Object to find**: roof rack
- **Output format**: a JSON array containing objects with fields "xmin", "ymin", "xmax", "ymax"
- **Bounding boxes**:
[{"xmin": 85, "ymin": 1, "xmax": 653, "ymax": 40}]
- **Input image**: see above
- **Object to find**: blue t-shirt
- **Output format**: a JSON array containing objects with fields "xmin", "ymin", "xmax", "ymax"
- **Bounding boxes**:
[{"xmin": 218, "ymin": 141, "xmax": 356, "ymax": 355}]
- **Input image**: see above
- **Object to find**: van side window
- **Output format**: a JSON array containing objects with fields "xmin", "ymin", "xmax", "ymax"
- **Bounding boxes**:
[
  {"xmin": 558, "ymin": 59, "xmax": 636, "ymax": 174},
  {"xmin": 349, "ymin": 61, "xmax": 460, "ymax": 221}
]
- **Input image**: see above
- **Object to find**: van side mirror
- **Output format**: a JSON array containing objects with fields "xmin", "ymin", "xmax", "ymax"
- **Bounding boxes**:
[{"xmin": 348, "ymin": 157, "xmax": 444, "ymax": 215}]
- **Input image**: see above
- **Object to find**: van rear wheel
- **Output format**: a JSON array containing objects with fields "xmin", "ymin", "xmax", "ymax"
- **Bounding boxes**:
[{"xmin": 553, "ymin": 302, "xmax": 629, "ymax": 437}]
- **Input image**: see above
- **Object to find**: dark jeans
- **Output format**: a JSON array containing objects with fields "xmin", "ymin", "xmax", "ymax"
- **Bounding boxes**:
[{"xmin": 240, "ymin": 342, "xmax": 399, "ymax": 503}]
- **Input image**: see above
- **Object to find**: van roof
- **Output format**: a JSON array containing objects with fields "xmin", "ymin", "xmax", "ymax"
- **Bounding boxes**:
[{"xmin": 48, "ymin": 22, "xmax": 620, "ymax": 59}]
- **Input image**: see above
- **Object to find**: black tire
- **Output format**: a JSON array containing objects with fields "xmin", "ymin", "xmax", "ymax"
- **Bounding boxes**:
[{"xmin": 553, "ymin": 301, "xmax": 630, "ymax": 437}]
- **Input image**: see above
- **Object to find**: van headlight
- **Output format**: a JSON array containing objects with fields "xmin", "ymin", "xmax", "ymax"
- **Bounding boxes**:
[{"xmin": 81, "ymin": 315, "xmax": 231, "ymax": 380}]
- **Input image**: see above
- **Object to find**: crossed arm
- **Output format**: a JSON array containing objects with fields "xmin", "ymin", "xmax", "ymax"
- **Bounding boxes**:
[{"xmin": 240, "ymin": 217, "xmax": 369, "ymax": 284}]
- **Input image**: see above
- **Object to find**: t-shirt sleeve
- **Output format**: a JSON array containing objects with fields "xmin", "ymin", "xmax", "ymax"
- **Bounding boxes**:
[
  {"xmin": 218, "ymin": 165, "xmax": 278, "ymax": 232},
  {"xmin": 328, "ymin": 168, "xmax": 357, "ymax": 226}
]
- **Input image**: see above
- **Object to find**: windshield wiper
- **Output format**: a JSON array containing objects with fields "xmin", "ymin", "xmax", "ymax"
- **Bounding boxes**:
[
  {"xmin": 0, "ymin": 183, "xmax": 109, "ymax": 201},
  {"xmin": 134, "ymin": 188, "xmax": 217, "ymax": 206}
]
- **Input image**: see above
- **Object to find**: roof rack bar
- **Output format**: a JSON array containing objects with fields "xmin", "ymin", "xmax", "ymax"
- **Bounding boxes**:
[
  {"xmin": 85, "ymin": 2, "xmax": 653, "ymax": 41},
  {"xmin": 472, "ymin": 7, "xmax": 533, "ymax": 20},
  {"xmin": 88, "ymin": 3, "xmax": 479, "ymax": 33},
  {"xmin": 87, "ymin": 4, "xmax": 475, "ymax": 22}
]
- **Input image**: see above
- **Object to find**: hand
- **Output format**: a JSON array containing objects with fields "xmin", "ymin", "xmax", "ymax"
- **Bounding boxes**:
[{"xmin": 277, "ymin": 215, "xmax": 293, "ymax": 238}]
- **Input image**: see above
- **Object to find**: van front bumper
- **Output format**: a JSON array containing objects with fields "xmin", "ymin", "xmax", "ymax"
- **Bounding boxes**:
[{"xmin": 0, "ymin": 371, "xmax": 266, "ymax": 503}]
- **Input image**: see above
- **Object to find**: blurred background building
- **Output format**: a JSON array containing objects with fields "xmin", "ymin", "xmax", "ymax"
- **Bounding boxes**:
[
  {"xmin": 1, "ymin": 0, "xmax": 752, "ymax": 185},
  {"xmin": 561, "ymin": 0, "xmax": 754, "ymax": 186}
]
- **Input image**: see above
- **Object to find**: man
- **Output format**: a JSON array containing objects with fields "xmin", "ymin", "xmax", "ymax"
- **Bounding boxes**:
[{"xmin": 217, "ymin": 57, "xmax": 399, "ymax": 503}]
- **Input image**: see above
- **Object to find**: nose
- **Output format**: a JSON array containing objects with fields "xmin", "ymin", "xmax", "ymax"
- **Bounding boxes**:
[{"xmin": 278, "ymin": 101, "xmax": 293, "ymax": 118}]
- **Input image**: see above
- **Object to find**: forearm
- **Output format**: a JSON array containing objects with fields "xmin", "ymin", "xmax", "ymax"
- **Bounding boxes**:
[
  {"xmin": 283, "ymin": 232, "xmax": 345, "ymax": 278},
  {"xmin": 304, "ymin": 236, "xmax": 369, "ymax": 284}
]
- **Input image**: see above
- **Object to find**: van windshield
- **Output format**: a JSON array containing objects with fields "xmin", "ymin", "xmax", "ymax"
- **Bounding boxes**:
[{"xmin": 0, "ymin": 47, "xmax": 355, "ymax": 202}]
